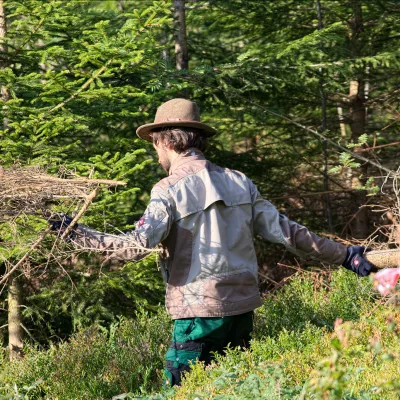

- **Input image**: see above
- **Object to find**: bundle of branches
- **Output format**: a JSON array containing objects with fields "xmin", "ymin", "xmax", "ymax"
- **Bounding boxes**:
[
  {"xmin": 0, "ymin": 166, "xmax": 128, "ymax": 286},
  {"xmin": 364, "ymin": 167, "xmax": 400, "ymax": 269},
  {"xmin": 0, "ymin": 166, "xmax": 126, "ymax": 220}
]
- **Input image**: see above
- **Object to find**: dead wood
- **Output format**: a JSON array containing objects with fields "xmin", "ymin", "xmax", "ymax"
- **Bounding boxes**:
[
  {"xmin": 0, "ymin": 166, "xmax": 126, "ymax": 218},
  {"xmin": 0, "ymin": 166, "xmax": 161, "ymax": 290},
  {"xmin": 365, "ymin": 249, "xmax": 400, "ymax": 269}
]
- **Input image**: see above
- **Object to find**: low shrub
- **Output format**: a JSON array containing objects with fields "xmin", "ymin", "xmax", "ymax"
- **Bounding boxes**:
[
  {"xmin": 171, "ymin": 313, "xmax": 400, "ymax": 400},
  {"xmin": 0, "ymin": 308, "xmax": 172, "ymax": 399},
  {"xmin": 1, "ymin": 270, "xmax": 399, "ymax": 400},
  {"xmin": 254, "ymin": 269, "xmax": 377, "ymax": 338},
  {"xmin": 169, "ymin": 270, "xmax": 400, "ymax": 400}
]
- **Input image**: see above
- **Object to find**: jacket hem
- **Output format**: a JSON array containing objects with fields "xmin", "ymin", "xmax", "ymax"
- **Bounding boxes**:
[{"xmin": 167, "ymin": 296, "xmax": 262, "ymax": 319}]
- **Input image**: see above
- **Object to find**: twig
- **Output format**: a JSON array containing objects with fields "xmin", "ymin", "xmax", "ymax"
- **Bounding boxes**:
[
  {"xmin": 0, "ymin": 227, "xmax": 51, "ymax": 286},
  {"xmin": 61, "ymin": 188, "xmax": 98, "ymax": 240},
  {"xmin": 365, "ymin": 295, "xmax": 391, "ymax": 318},
  {"xmin": 0, "ymin": 167, "xmax": 126, "ymax": 217},
  {"xmin": 37, "ymin": 176, "xmax": 126, "ymax": 186},
  {"xmin": 20, "ymin": 323, "xmax": 44, "ymax": 349},
  {"xmin": 277, "ymin": 262, "xmax": 318, "ymax": 274},
  {"xmin": 258, "ymin": 271, "xmax": 280, "ymax": 286},
  {"xmin": 357, "ymin": 141, "xmax": 400, "ymax": 152}
]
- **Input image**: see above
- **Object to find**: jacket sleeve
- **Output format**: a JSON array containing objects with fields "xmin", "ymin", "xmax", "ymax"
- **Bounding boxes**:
[
  {"xmin": 70, "ymin": 187, "xmax": 174, "ymax": 261},
  {"xmin": 249, "ymin": 180, "xmax": 347, "ymax": 265}
]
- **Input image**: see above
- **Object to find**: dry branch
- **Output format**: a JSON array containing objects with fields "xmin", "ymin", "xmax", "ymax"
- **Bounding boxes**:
[
  {"xmin": 365, "ymin": 249, "xmax": 400, "ymax": 269},
  {"xmin": 0, "ymin": 166, "xmax": 126, "ymax": 218},
  {"xmin": 0, "ymin": 165, "xmax": 159, "ymax": 288},
  {"xmin": 0, "ymin": 227, "xmax": 51, "ymax": 285},
  {"xmin": 60, "ymin": 188, "xmax": 98, "ymax": 240}
]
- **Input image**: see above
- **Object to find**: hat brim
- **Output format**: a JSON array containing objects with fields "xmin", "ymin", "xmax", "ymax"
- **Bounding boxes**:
[{"xmin": 136, "ymin": 120, "xmax": 217, "ymax": 142}]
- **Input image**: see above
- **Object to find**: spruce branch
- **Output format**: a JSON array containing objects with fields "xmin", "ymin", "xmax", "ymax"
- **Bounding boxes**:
[{"xmin": 47, "ymin": 58, "xmax": 114, "ymax": 114}]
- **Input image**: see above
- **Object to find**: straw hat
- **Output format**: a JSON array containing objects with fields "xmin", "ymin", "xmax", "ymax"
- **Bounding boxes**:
[{"xmin": 136, "ymin": 98, "xmax": 217, "ymax": 142}]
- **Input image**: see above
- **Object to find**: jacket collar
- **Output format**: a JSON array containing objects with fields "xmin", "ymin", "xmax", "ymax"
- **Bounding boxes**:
[{"xmin": 169, "ymin": 148, "xmax": 206, "ymax": 175}]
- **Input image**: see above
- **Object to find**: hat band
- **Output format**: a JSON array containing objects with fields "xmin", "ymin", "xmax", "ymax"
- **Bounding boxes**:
[{"xmin": 155, "ymin": 118, "xmax": 200, "ymax": 123}]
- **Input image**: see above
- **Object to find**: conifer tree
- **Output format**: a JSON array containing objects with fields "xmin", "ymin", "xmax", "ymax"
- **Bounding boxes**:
[
  {"xmin": 0, "ymin": 0, "xmax": 399, "ymax": 350},
  {"xmin": 0, "ymin": 0, "xmax": 172, "ymax": 347}
]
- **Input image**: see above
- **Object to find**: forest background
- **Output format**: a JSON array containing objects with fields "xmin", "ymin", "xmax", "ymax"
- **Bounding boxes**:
[{"xmin": 0, "ymin": 0, "xmax": 400, "ymax": 399}]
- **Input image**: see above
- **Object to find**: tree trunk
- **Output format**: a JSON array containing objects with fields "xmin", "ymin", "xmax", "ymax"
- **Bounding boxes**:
[
  {"xmin": 0, "ymin": 0, "xmax": 7, "ymax": 60},
  {"xmin": 0, "ymin": 0, "xmax": 10, "ymax": 129},
  {"xmin": 161, "ymin": 27, "xmax": 170, "ymax": 63},
  {"xmin": 337, "ymin": 106, "xmax": 347, "ymax": 137},
  {"xmin": 173, "ymin": 0, "xmax": 188, "ymax": 70},
  {"xmin": 316, "ymin": 0, "xmax": 333, "ymax": 232},
  {"xmin": 8, "ymin": 275, "xmax": 24, "ymax": 359},
  {"xmin": 0, "ymin": 0, "xmax": 23, "ymax": 359},
  {"xmin": 348, "ymin": 0, "xmax": 369, "ymax": 239}
]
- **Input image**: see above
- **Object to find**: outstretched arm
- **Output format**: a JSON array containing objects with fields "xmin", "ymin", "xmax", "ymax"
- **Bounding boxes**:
[
  {"xmin": 249, "ymin": 180, "xmax": 373, "ymax": 276},
  {"xmin": 56, "ymin": 187, "xmax": 174, "ymax": 262},
  {"xmin": 249, "ymin": 180, "xmax": 347, "ymax": 265}
]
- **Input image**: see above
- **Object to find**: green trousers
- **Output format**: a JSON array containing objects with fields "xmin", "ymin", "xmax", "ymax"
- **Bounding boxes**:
[{"xmin": 164, "ymin": 311, "xmax": 254, "ymax": 386}]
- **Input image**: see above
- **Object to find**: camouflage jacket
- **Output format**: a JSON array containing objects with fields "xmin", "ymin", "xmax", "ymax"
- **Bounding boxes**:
[{"xmin": 72, "ymin": 148, "xmax": 347, "ymax": 319}]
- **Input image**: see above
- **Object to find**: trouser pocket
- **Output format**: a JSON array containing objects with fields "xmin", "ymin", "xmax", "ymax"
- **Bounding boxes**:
[{"xmin": 164, "ymin": 341, "xmax": 202, "ymax": 386}]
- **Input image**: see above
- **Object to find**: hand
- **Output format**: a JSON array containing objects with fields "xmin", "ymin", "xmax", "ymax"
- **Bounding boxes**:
[
  {"xmin": 342, "ymin": 246, "xmax": 373, "ymax": 277},
  {"xmin": 48, "ymin": 214, "xmax": 77, "ymax": 240}
]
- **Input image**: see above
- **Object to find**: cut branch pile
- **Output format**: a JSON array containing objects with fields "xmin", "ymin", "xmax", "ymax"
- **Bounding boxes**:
[
  {"xmin": 0, "ymin": 166, "xmax": 128, "ymax": 287},
  {"xmin": 0, "ymin": 166, "xmax": 126, "ymax": 219},
  {"xmin": 365, "ymin": 169, "xmax": 400, "ymax": 269}
]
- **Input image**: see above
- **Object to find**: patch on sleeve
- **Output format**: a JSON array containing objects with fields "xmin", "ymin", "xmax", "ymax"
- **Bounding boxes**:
[{"xmin": 136, "ymin": 204, "xmax": 168, "ymax": 231}]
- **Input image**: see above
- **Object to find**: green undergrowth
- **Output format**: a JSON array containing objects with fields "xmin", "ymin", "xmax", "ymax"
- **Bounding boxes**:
[
  {"xmin": 171, "ymin": 311, "xmax": 400, "ymax": 400},
  {"xmin": 0, "ymin": 310, "xmax": 172, "ymax": 399},
  {"xmin": 1, "ymin": 270, "xmax": 400, "ymax": 399},
  {"xmin": 168, "ymin": 270, "xmax": 400, "ymax": 400}
]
